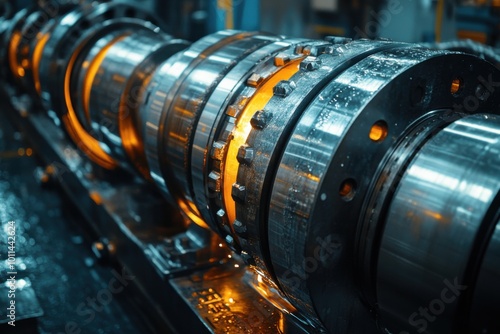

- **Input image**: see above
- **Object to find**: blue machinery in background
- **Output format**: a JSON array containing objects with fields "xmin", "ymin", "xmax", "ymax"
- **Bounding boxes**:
[
  {"xmin": 208, "ymin": 0, "xmax": 260, "ymax": 32},
  {"xmin": 456, "ymin": 4, "xmax": 500, "ymax": 45}
]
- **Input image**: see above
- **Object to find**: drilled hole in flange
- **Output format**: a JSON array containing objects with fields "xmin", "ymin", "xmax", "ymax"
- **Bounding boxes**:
[
  {"xmin": 450, "ymin": 77, "xmax": 463, "ymax": 95},
  {"xmin": 369, "ymin": 121, "xmax": 388, "ymax": 142},
  {"xmin": 104, "ymin": 10, "xmax": 114, "ymax": 21},
  {"xmin": 410, "ymin": 84, "xmax": 425, "ymax": 106},
  {"xmin": 80, "ymin": 19, "xmax": 90, "ymax": 30},
  {"xmin": 339, "ymin": 179, "xmax": 357, "ymax": 202},
  {"xmin": 125, "ymin": 8, "xmax": 136, "ymax": 18},
  {"xmin": 476, "ymin": 83, "xmax": 489, "ymax": 101}
]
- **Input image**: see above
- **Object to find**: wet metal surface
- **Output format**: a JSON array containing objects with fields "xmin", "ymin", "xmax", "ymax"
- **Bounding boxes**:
[{"xmin": 0, "ymin": 110, "xmax": 149, "ymax": 333}]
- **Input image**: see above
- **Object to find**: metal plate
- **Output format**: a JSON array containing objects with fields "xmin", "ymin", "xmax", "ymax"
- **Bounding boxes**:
[{"xmin": 268, "ymin": 49, "xmax": 500, "ymax": 333}]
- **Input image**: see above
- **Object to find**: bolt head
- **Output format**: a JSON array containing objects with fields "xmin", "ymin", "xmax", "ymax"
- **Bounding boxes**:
[
  {"xmin": 240, "ymin": 251, "xmax": 255, "ymax": 266},
  {"xmin": 300, "ymin": 57, "xmax": 322, "ymax": 72},
  {"xmin": 325, "ymin": 36, "xmax": 352, "ymax": 45},
  {"xmin": 225, "ymin": 235, "xmax": 234, "ymax": 245},
  {"xmin": 211, "ymin": 141, "xmax": 226, "ymax": 161},
  {"xmin": 273, "ymin": 80, "xmax": 296, "ymax": 98},
  {"xmin": 250, "ymin": 110, "xmax": 272, "ymax": 129},
  {"xmin": 208, "ymin": 171, "xmax": 221, "ymax": 192},
  {"xmin": 274, "ymin": 53, "xmax": 291, "ymax": 66},
  {"xmin": 247, "ymin": 73, "xmax": 264, "ymax": 87},
  {"xmin": 231, "ymin": 183, "xmax": 247, "ymax": 203},
  {"xmin": 237, "ymin": 145, "xmax": 254, "ymax": 165},
  {"xmin": 233, "ymin": 220, "xmax": 248, "ymax": 238}
]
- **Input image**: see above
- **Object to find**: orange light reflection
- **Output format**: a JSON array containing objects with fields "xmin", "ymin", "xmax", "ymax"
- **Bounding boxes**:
[{"xmin": 223, "ymin": 58, "xmax": 304, "ymax": 226}]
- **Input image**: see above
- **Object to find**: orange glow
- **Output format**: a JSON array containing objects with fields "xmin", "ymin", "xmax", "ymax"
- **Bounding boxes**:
[
  {"xmin": 369, "ymin": 121, "xmax": 388, "ymax": 142},
  {"xmin": 249, "ymin": 271, "xmax": 298, "ymax": 314},
  {"xmin": 278, "ymin": 313, "xmax": 285, "ymax": 333},
  {"xmin": 9, "ymin": 32, "xmax": 23, "ymax": 79},
  {"xmin": 167, "ymin": 130, "xmax": 187, "ymax": 143},
  {"xmin": 89, "ymin": 191, "xmax": 103, "ymax": 205},
  {"xmin": 339, "ymin": 179, "xmax": 357, "ymax": 201},
  {"xmin": 83, "ymin": 35, "xmax": 127, "ymax": 124},
  {"xmin": 450, "ymin": 78, "xmax": 462, "ymax": 95},
  {"xmin": 307, "ymin": 174, "xmax": 320, "ymax": 183},
  {"xmin": 112, "ymin": 73, "xmax": 126, "ymax": 83},
  {"xmin": 120, "ymin": 76, "xmax": 152, "ymax": 180},
  {"xmin": 313, "ymin": 25, "xmax": 346, "ymax": 36},
  {"xmin": 457, "ymin": 30, "xmax": 488, "ymax": 45},
  {"xmin": 217, "ymin": 0, "xmax": 234, "ymax": 29},
  {"xmin": 33, "ymin": 32, "xmax": 50, "ymax": 95},
  {"xmin": 339, "ymin": 182, "xmax": 353, "ymax": 197},
  {"xmin": 178, "ymin": 199, "xmax": 208, "ymax": 229},
  {"xmin": 223, "ymin": 58, "xmax": 303, "ymax": 226},
  {"xmin": 62, "ymin": 38, "xmax": 119, "ymax": 169},
  {"xmin": 424, "ymin": 210, "xmax": 444, "ymax": 221}
]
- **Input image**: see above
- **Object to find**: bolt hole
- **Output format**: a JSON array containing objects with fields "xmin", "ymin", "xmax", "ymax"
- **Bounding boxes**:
[
  {"xmin": 104, "ymin": 9, "xmax": 114, "ymax": 21},
  {"xmin": 369, "ymin": 121, "xmax": 388, "ymax": 142},
  {"xmin": 450, "ymin": 77, "xmax": 463, "ymax": 95},
  {"xmin": 339, "ymin": 179, "xmax": 357, "ymax": 202},
  {"xmin": 80, "ymin": 19, "xmax": 90, "ymax": 30},
  {"xmin": 125, "ymin": 8, "xmax": 136, "ymax": 18},
  {"xmin": 411, "ymin": 84, "xmax": 425, "ymax": 106},
  {"xmin": 476, "ymin": 84, "xmax": 489, "ymax": 101}
]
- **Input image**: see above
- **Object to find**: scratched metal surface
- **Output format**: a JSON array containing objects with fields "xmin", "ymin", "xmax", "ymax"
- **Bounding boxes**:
[{"xmin": 0, "ymin": 109, "xmax": 149, "ymax": 334}]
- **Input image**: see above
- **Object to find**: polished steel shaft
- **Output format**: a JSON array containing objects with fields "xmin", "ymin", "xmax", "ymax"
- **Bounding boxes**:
[{"xmin": 1, "ymin": 1, "xmax": 500, "ymax": 333}]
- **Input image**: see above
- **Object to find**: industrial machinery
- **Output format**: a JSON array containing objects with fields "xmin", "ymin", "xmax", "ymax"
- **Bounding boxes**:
[{"xmin": 1, "ymin": 1, "xmax": 500, "ymax": 333}]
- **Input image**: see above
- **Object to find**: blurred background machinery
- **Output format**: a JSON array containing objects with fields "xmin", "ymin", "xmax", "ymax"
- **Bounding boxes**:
[
  {"xmin": 1, "ymin": 1, "xmax": 500, "ymax": 334},
  {"xmin": 118, "ymin": 0, "xmax": 500, "ymax": 45},
  {"xmin": 4, "ymin": 0, "xmax": 500, "ymax": 44}
]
